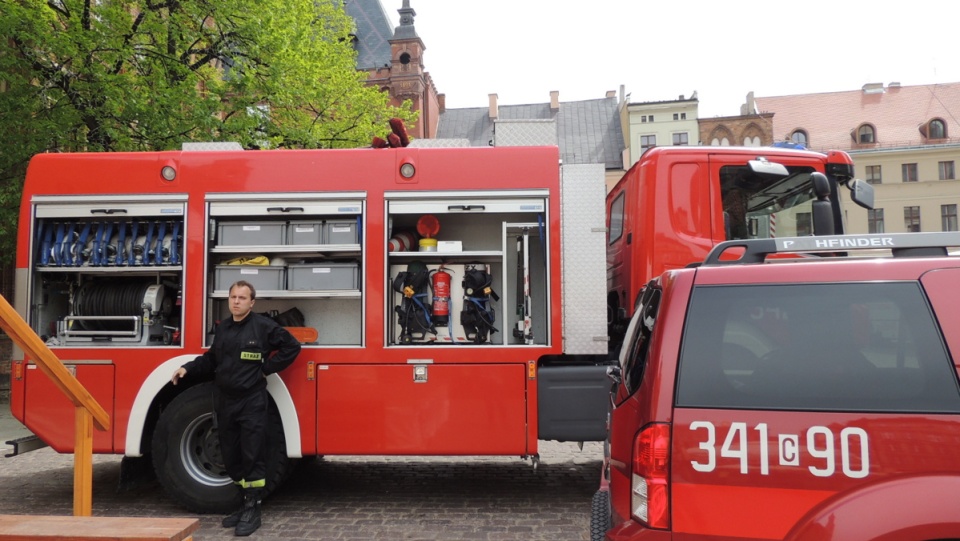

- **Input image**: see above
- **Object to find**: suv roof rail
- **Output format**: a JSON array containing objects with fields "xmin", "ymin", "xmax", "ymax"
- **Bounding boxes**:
[{"xmin": 703, "ymin": 232, "xmax": 960, "ymax": 265}]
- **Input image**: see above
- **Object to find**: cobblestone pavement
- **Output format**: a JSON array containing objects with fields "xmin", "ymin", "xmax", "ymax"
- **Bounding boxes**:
[{"xmin": 0, "ymin": 440, "xmax": 604, "ymax": 540}]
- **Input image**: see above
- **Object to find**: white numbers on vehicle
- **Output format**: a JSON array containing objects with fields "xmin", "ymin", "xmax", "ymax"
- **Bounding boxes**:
[
  {"xmin": 807, "ymin": 426, "xmax": 835, "ymax": 477},
  {"xmin": 689, "ymin": 421, "xmax": 715, "ymax": 472},
  {"xmin": 840, "ymin": 427, "xmax": 870, "ymax": 479},
  {"xmin": 687, "ymin": 422, "xmax": 870, "ymax": 479},
  {"xmin": 721, "ymin": 422, "xmax": 748, "ymax": 474}
]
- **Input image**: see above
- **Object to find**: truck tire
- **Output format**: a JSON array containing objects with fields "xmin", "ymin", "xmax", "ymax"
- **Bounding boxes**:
[
  {"xmin": 590, "ymin": 489, "xmax": 611, "ymax": 541},
  {"xmin": 151, "ymin": 382, "xmax": 293, "ymax": 513}
]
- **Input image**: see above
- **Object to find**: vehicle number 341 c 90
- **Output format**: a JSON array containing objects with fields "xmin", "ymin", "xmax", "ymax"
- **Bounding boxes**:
[{"xmin": 688, "ymin": 422, "xmax": 870, "ymax": 479}]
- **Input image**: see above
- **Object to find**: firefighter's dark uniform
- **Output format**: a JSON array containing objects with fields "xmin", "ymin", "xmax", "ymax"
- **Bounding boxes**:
[{"xmin": 180, "ymin": 312, "xmax": 300, "ymax": 534}]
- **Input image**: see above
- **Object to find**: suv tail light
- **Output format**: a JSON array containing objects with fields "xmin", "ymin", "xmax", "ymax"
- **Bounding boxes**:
[{"xmin": 631, "ymin": 423, "xmax": 670, "ymax": 529}]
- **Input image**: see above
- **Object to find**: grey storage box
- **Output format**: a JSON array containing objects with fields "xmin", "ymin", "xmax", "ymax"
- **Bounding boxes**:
[
  {"xmin": 217, "ymin": 222, "xmax": 284, "ymax": 246},
  {"xmin": 286, "ymin": 221, "xmax": 323, "ymax": 245},
  {"xmin": 323, "ymin": 219, "xmax": 359, "ymax": 244},
  {"xmin": 287, "ymin": 262, "xmax": 359, "ymax": 290},
  {"xmin": 215, "ymin": 265, "xmax": 285, "ymax": 291}
]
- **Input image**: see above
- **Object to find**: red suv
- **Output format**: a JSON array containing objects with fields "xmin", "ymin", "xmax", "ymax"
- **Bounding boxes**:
[{"xmin": 592, "ymin": 233, "xmax": 960, "ymax": 541}]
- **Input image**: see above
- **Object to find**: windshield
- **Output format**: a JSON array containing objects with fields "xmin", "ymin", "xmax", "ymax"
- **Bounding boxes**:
[{"xmin": 721, "ymin": 165, "xmax": 818, "ymax": 239}]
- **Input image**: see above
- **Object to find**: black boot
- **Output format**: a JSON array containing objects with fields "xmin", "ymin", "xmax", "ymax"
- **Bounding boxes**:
[
  {"xmin": 221, "ymin": 487, "xmax": 244, "ymax": 528},
  {"xmin": 234, "ymin": 488, "xmax": 262, "ymax": 537}
]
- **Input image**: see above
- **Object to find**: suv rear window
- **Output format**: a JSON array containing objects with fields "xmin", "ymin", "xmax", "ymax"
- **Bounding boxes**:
[{"xmin": 676, "ymin": 282, "xmax": 960, "ymax": 412}]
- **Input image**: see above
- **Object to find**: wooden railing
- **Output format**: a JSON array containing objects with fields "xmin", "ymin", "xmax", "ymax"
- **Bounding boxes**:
[{"xmin": 0, "ymin": 294, "xmax": 109, "ymax": 517}]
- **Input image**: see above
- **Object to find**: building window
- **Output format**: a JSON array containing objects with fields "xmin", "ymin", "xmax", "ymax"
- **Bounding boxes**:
[
  {"xmin": 868, "ymin": 209, "xmax": 884, "ymax": 233},
  {"xmin": 796, "ymin": 212, "xmax": 812, "ymax": 236},
  {"xmin": 942, "ymin": 204, "xmax": 958, "ymax": 232},
  {"xmin": 902, "ymin": 163, "xmax": 918, "ymax": 182},
  {"xmin": 939, "ymin": 161, "xmax": 955, "ymax": 180},
  {"xmin": 930, "ymin": 119, "xmax": 946, "ymax": 139},
  {"xmin": 640, "ymin": 135, "xmax": 656, "ymax": 152},
  {"xmin": 865, "ymin": 165, "xmax": 882, "ymax": 184},
  {"xmin": 790, "ymin": 130, "xmax": 808, "ymax": 146},
  {"xmin": 673, "ymin": 113, "xmax": 678, "ymax": 120},
  {"xmin": 858, "ymin": 124, "xmax": 875, "ymax": 144},
  {"xmin": 681, "ymin": 113, "xmax": 686, "ymax": 120},
  {"xmin": 641, "ymin": 116, "xmax": 648, "ymax": 123},
  {"xmin": 904, "ymin": 206, "xmax": 921, "ymax": 232},
  {"xmin": 672, "ymin": 133, "xmax": 689, "ymax": 146}
]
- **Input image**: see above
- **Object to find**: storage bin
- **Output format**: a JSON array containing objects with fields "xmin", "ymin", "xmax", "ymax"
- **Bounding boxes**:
[
  {"xmin": 287, "ymin": 262, "xmax": 359, "ymax": 290},
  {"xmin": 215, "ymin": 265, "xmax": 285, "ymax": 292},
  {"xmin": 286, "ymin": 221, "xmax": 323, "ymax": 245},
  {"xmin": 323, "ymin": 219, "xmax": 359, "ymax": 244},
  {"xmin": 217, "ymin": 222, "xmax": 284, "ymax": 246}
]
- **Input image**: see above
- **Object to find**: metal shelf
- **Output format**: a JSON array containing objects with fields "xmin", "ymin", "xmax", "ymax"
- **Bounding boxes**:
[
  {"xmin": 209, "ymin": 289, "xmax": 361, "ymax": 299},
  {"xmin": 36, "ymin": 265, "xmax": 183, "ymax": 273},
  {"xmin": 388, "ymin": 251, "xmax": 503, "ymax": 260},
  {"xmin": 211, "ymin": 244, "xmax": 360, "ymax": 254}
]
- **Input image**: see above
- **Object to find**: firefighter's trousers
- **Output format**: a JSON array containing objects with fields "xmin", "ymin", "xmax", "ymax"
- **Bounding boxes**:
[{"xmin": 216, "ymin": 387, "xmax": 269, "ymax": 485}]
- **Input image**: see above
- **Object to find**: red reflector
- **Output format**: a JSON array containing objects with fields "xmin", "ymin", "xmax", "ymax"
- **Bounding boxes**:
[{"xmin": 632, "ymin": 423, "xmax": 670, "ymax": 529}]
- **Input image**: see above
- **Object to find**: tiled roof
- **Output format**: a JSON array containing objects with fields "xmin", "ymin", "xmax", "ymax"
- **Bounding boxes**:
[
  {"xmin": 437, "ymin": 97, "xmax": 625, "ymax": 169},
  {"xmin": 754, "ymin": 82, "xmax": 960, "ymax": 151},
  {"xmin": 345, "ymin": 0, "xmax": 394, "ymax": 70}
]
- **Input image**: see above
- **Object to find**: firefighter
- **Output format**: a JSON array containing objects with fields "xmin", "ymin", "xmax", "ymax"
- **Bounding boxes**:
[{"xmin": 171, "ymin": 280, "xmax": 301, "ymax": 536}]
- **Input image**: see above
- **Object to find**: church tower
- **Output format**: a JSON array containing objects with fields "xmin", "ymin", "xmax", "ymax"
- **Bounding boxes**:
[
  {"xmin": 346, "ymin": 0, "xmax": 440, "ymax": 140},
  {"xmin": 386, "ymin": 1, "xmax": 439, "ymax": 139}
]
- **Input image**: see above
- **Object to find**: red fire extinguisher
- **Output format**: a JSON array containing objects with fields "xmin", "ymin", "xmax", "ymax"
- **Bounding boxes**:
[{"xmin": 431, "ymin": 267, "xmax": 451, "ymax": 326}]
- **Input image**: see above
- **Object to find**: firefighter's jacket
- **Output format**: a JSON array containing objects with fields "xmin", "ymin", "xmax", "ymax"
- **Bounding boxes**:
[{"xmin": 183, "ymin": 313, "xmax": 301, "ymax": 398}]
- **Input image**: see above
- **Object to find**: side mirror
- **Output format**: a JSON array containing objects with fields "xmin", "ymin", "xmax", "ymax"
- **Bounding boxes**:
[
  {"xmin": 848, "ymin": 179, "xmax": 875, "ymax": 210},
  {"xmin": 811, "ymin": 172, "xmax": 835, "ymax": 236},
  {"xmin": 606, "ymin": 365, "xmax": 622, "ymax": 385}
]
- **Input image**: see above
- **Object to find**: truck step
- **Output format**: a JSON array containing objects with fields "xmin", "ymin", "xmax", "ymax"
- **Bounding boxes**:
[{"xmin": 4, "ymin": 435, "xmax": 48, "ymax": 458}]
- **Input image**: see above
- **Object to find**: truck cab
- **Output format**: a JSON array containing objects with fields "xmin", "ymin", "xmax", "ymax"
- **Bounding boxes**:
[{"xmin": 606, "ymin": 146, "xmax": 873, "ymax": 343}]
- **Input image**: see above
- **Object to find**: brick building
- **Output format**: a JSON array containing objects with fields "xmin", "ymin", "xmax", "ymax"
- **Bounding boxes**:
[{"xmin": 347, "ymin": 0, "xmax": 441, "ymax": 140}]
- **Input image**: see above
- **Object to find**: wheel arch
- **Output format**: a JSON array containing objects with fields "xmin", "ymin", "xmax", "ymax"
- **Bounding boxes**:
[
  {"xmin": 784, "ymin": 474, "xmax": 960, "ymax": 541},
  {"xmin": 124, "ymin": 356, "xmax": 302, "ymax": 458}
]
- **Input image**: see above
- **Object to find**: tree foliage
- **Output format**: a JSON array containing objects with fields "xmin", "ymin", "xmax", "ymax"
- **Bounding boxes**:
[{"xmin": 0, "ymin": 0, "xmax": 416, "ymax": 263}]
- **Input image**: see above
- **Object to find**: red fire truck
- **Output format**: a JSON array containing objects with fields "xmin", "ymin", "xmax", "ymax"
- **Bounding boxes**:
[
  {"xmin": 7, "ymin": 141, "xmax": 874, "ymax": 512},
  {"xmin": 606, "ymin": 145, "xmax": 873, "ymax": 343},
  {"xmin": 7, "ymin": 144, "xmax": 611, "ymax": 512}
]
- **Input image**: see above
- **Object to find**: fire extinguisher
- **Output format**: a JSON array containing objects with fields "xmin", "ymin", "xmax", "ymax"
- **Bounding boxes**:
[{"xmin": 431, "ymin": 267, "xmax": 451, "ymax": 326}]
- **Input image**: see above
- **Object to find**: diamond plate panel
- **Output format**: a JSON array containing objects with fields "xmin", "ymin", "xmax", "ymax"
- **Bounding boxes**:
[
  {"xmin": 560, "ymin": 164, "xmax": 607, "ymax": 355},
  {"xmin": 181, "ymin": 142, "xmax": 244, "ymax": 151},
  {"xmin": 408, "ymin": 138, "xmax": 472, "ymax": 147},
  {"xmin": 495, "ymin": 120, "xmax": 558, "ymax": 147}
]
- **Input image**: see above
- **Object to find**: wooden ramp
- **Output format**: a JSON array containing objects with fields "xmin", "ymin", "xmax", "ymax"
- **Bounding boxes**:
[{"xmin": 0, "ymin": 514, "xmax": 200, "ymax": 541}]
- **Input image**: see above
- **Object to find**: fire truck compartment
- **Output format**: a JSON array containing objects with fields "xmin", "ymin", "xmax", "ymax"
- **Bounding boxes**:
[
  {"xmin": 316, "ymin": 363, "xmax": 528, "ymax": 455},
  {"xmin": 537, "ymin": 364, "xmax": 610, "ymax": 441},
  {"xmin": 24, "ymin": 362, "xmax": 114, "ymax": 453}
]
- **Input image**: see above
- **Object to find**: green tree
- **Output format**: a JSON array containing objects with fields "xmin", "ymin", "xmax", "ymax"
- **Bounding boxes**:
[{"xmin": 0, "ymin": 0, "xmax": 416, "ymax": 263}]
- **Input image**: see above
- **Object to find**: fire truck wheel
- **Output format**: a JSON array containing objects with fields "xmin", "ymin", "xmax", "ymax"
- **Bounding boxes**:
[
  {"xmin": 151, "ymin": 382, "xmax": 293, "ymax": 514},
  {"xmin": 590, "ymin": 489, "xmax": 611, "ymax": 541}
]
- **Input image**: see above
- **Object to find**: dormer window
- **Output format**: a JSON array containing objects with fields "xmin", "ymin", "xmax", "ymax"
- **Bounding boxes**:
[
  {"xmin": 857, "ymin": 124, "xmax": 876, "ymax": 144},
  {"xmin": 790, "ymin": 129, "xmax": 808, "ymax": 147},
  {"xmin": 929, "ymin": 119, "xmax": 946, "ymax": 139}
]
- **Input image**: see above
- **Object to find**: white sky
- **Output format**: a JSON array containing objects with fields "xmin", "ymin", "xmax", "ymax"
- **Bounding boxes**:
[{"xmin": 386, "ymin": 0, "xmax": 960, "ymax": 118}]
